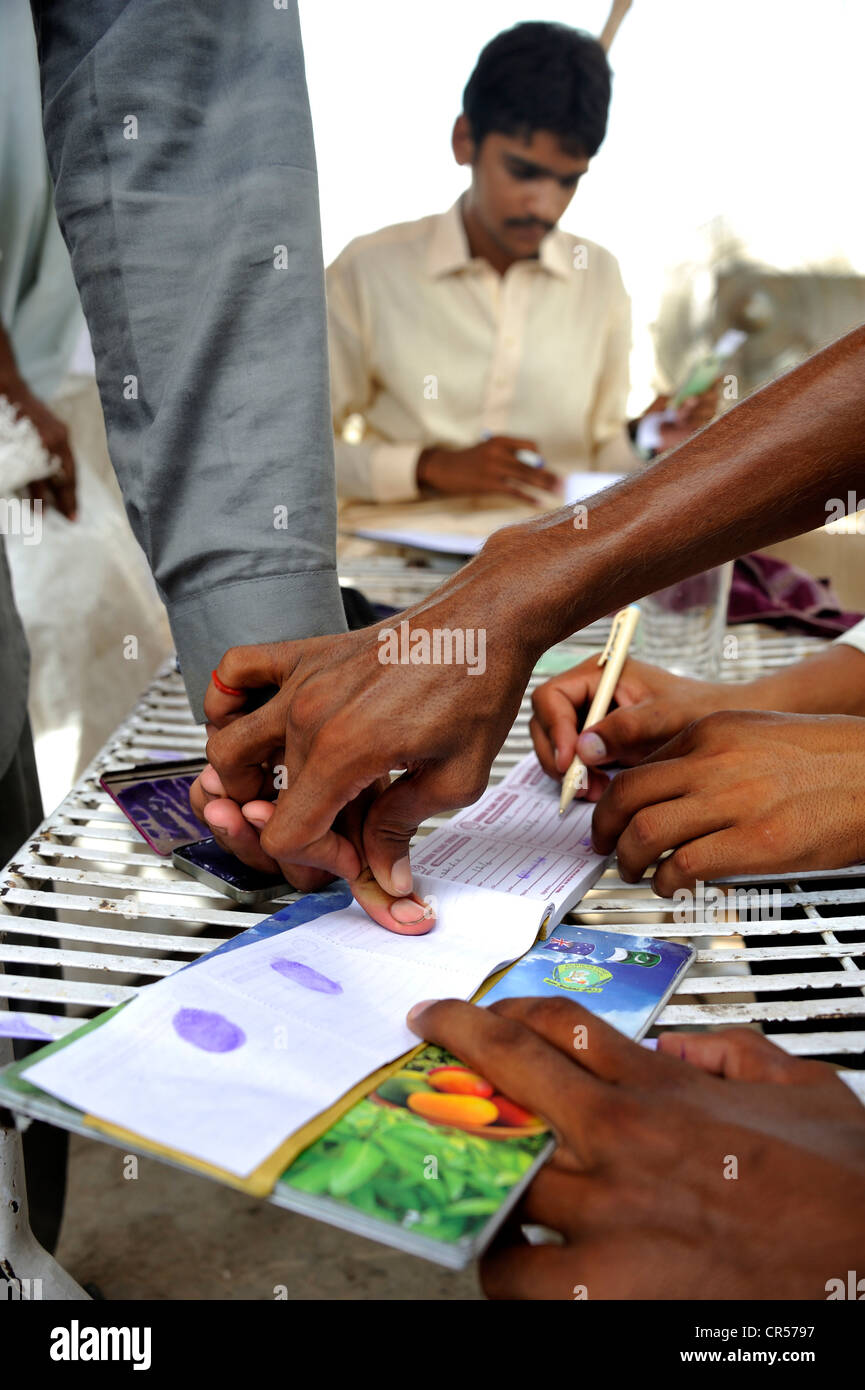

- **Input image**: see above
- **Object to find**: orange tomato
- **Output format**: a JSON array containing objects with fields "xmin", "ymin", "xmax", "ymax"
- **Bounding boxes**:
[
  {"xmin": 407, "ymin": 1092, "xmax": 499, "ymax": 1127},
  {"xmin": 427, "ymin": 1065, "xmax": 494, "ymax": 1098},
  {"xmin": 490, "ymin": 1095, "xmax": 543, "ymax": 1128}
]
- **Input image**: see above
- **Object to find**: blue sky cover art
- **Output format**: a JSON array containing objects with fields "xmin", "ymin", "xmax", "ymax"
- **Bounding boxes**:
[{"xmin": 483, "ymin": 927, "xmax": 694, "ymax": 1039}]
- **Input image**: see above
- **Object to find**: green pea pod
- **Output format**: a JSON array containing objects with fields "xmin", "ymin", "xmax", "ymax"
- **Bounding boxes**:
[
  {"xmin": 441, "ymin": 1197, "xmax": 502, "ymax": 1217},
  {"xmin": 290, "ymin": 1138, "xmax": 328, "ymax": 1167},
  {"xmin": 346, "ymin": 1186, "xmax": 384, "ymax": 1217},
  {"xmin": 328, "ymin": 1141, "xmax": 387, "ymax": 1197},
  {"xmin": 431, "ymin": 1217, "xmax": 469, "ymax": 1242},
  {"xmin": 387, "ymin": 1125, "xmax": 449, "ymax": 1154},
  {"xmin": 287, "ymin": 1154, "xmax": 340, "ymax": 1195},
  {"xmin": 376, "ymin": 1133, "xmax": 432, "ymax": 1176},
  {"xmin": 383, "ymin": 1145, "xmax": 431, "ymax": 1178},
  {"xmin": 379, "ymin": 1132, "xmax": 439, "ymax": 1170},
  {"xmin": 399, "ymin": 1150, "xmax": 451, "ymax": 1178},
  {"xmin": 416, "ymin": 1209, "xmax": 443, "ymax": 1231},
  {"xmin": 327, "ymin": 1119, "xmax": 364, "ymax": 1141},
  {"xmin": 492, "ymin": 1174, "xmax": 524, "ymax": 1190},
  {"xmin": 420, "ymin": 1176, "xmax": 450, "ymax": 1208},
  {"xmin": 468, "ymin": 1176, "xmax": 510, "ymax": 1201},
  {"xmin": 442, "ymin": 1172, "xmax": 466, "ymax": 1203},
  {"xmin": 376, "ymin": 1178, "xmax": 425, "ymax": 1208},
  {"xmin": 331, "ymin": 1105, "xmax": 378, "ymax": 1138},
  {"xmin": 414, "ymin": 1211, "xmax": 468, "ymax": 1243}
]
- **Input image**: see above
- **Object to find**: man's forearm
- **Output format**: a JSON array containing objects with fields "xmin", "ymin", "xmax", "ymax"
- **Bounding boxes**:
[
  {"xmin": 476, "ymin": 324, "xmax": 865, "ymax": 657},
  {"xmin": 740, "ymin": 644, "xmax": 865, "ymax": 718}
]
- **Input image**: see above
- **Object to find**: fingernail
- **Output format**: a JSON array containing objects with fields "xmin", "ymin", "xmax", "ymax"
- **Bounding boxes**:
[
  {"xmin": 244, "ymin": 812, "xmax": 267, "ymax": 828},
  {"xmin": 390, "ymin": 898, "xmax": 428, "ymax": 926},
  {"xmin": 406, "ymin": 999, "xmax": 437, "ymax": 1027},
  {"xmin": 203, "ymin": 804, "xmax": 232, "ymax": 831},
  {"xmin": 579, "ymin": 731, "xmax": 607, "ymax": 763},
  {"xmin": 391, "ymin": 856, "xmax": 413, "ymax": 895},
  {"xmin": 200, "ymin": 765, "xmax": 223, "ymax": 795}
]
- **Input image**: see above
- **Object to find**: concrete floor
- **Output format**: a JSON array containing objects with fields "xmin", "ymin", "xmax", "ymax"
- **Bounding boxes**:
[{"xmin": 54, "ymin": 1134, "xmax": 483, "ymax": 1300}]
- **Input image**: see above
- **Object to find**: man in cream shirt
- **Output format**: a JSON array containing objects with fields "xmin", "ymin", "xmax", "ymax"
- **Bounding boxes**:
[{"xmin": 327, "ymin": 21, "xmax": 708, "ymax": 517}]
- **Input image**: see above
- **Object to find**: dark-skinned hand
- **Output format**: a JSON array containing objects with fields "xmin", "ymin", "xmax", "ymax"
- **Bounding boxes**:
[
  {"xmin": 590, "ymin": 709, "xmax": 865, "ymax": 894},
  {"xmin": 407, "ymin": 995, "xmax": 865, "ymax": 1300}
]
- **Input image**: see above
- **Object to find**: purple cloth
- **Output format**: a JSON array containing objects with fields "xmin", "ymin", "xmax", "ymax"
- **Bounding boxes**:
[{"xmin": 728, "ymin": 552, "xmax": 862, "ymax": 637}]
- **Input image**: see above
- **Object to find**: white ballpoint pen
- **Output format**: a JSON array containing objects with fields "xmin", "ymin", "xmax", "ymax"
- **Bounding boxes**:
[{"xmin": 558, "ymin": 604, "xmax": 641, "ymax": 814}]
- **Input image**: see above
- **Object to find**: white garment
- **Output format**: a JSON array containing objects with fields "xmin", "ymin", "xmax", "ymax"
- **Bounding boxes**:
[
  {"xmin": 6, "ymin": 375, "xmax": 172, "ymax": 804},
  {"xmin": 0, "ymin": 394, "xmax": 58, "ymax": 493},
  {"xmin": 835, "ymin": 616, "xmax": 865, "ymax": 656}
]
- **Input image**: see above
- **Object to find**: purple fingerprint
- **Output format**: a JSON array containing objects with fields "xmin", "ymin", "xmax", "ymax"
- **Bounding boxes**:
[
  {"xmin": 270, "ymin": 958, "xmax": 343, "ymax": 995},
  {"xmin": 172, "ymin": 1007, "xmax": 245, "ymax": 1052}
]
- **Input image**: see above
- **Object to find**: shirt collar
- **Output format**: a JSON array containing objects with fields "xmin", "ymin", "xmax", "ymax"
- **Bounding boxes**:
[
  {"xmin": 425, "ymin": 198, "xmax": 475, "ymax": 277},
  {"xmin": 538, "ymin": 227, "xmax": 576, "ymax": 281},
  {"xmin": 426, "ymin": 197, "xmax": 574, "ymax": 282}
]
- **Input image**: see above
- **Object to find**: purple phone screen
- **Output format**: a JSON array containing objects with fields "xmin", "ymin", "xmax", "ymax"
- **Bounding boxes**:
[{"xmin": 112, "ymin": 773, "xmax": 205, "ymax": 856}]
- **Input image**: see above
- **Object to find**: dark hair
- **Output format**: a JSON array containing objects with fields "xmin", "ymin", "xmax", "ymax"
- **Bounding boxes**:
[{"xmin": 462, "ymin": 21, "xmax": 611, "ymax": 158}]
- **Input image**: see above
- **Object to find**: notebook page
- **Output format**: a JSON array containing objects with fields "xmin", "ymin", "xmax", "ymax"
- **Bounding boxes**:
[{"xmin": 412, "ymin": 753, "xmax": 609, "ymax": 918}]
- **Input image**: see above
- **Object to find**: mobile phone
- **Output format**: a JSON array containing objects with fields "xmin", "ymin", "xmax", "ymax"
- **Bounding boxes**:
[
  {"xmin": 100, "ymin": 758, "xmax": 208, "ymax": 856},
  {"xmin": 172, "ymin": 837, "xmax": 291, "ymax": 905}
]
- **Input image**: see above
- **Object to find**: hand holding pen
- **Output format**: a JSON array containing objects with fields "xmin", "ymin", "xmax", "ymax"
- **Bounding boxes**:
[{"xmin": 558, "ymin": 605, "xmax": 641, "ymax": 813}]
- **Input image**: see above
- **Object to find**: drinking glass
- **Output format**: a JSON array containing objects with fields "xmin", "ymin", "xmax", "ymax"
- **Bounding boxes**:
[{"xmin": 635, "ymin": 561, "xmax": 733, "ymax": 678}]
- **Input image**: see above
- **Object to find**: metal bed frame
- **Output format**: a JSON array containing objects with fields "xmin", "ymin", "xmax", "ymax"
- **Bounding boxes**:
[{"xmin": 2, "ymin": 561, "xmax": 864, "ymax": 1298}]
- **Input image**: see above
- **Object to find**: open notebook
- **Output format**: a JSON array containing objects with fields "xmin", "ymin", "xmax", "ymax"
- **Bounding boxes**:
[{"xmin": 21, "ymin": 755, "xmax": 609, "ymax": 1180}]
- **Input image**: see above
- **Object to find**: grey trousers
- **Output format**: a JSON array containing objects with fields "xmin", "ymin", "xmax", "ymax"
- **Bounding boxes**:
[
  {"xmin": 1, "ymin": 715, "xmax": 68, "ymax": 1255},
  {"xmin": 30, "ymin": 0, "xmax": 347, "ymax": 720}
]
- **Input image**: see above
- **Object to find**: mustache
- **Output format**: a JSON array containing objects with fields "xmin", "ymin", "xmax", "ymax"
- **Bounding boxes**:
[{"xmin": 505, "ymin": 218, "xmax": 554, "ymax": 233}]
